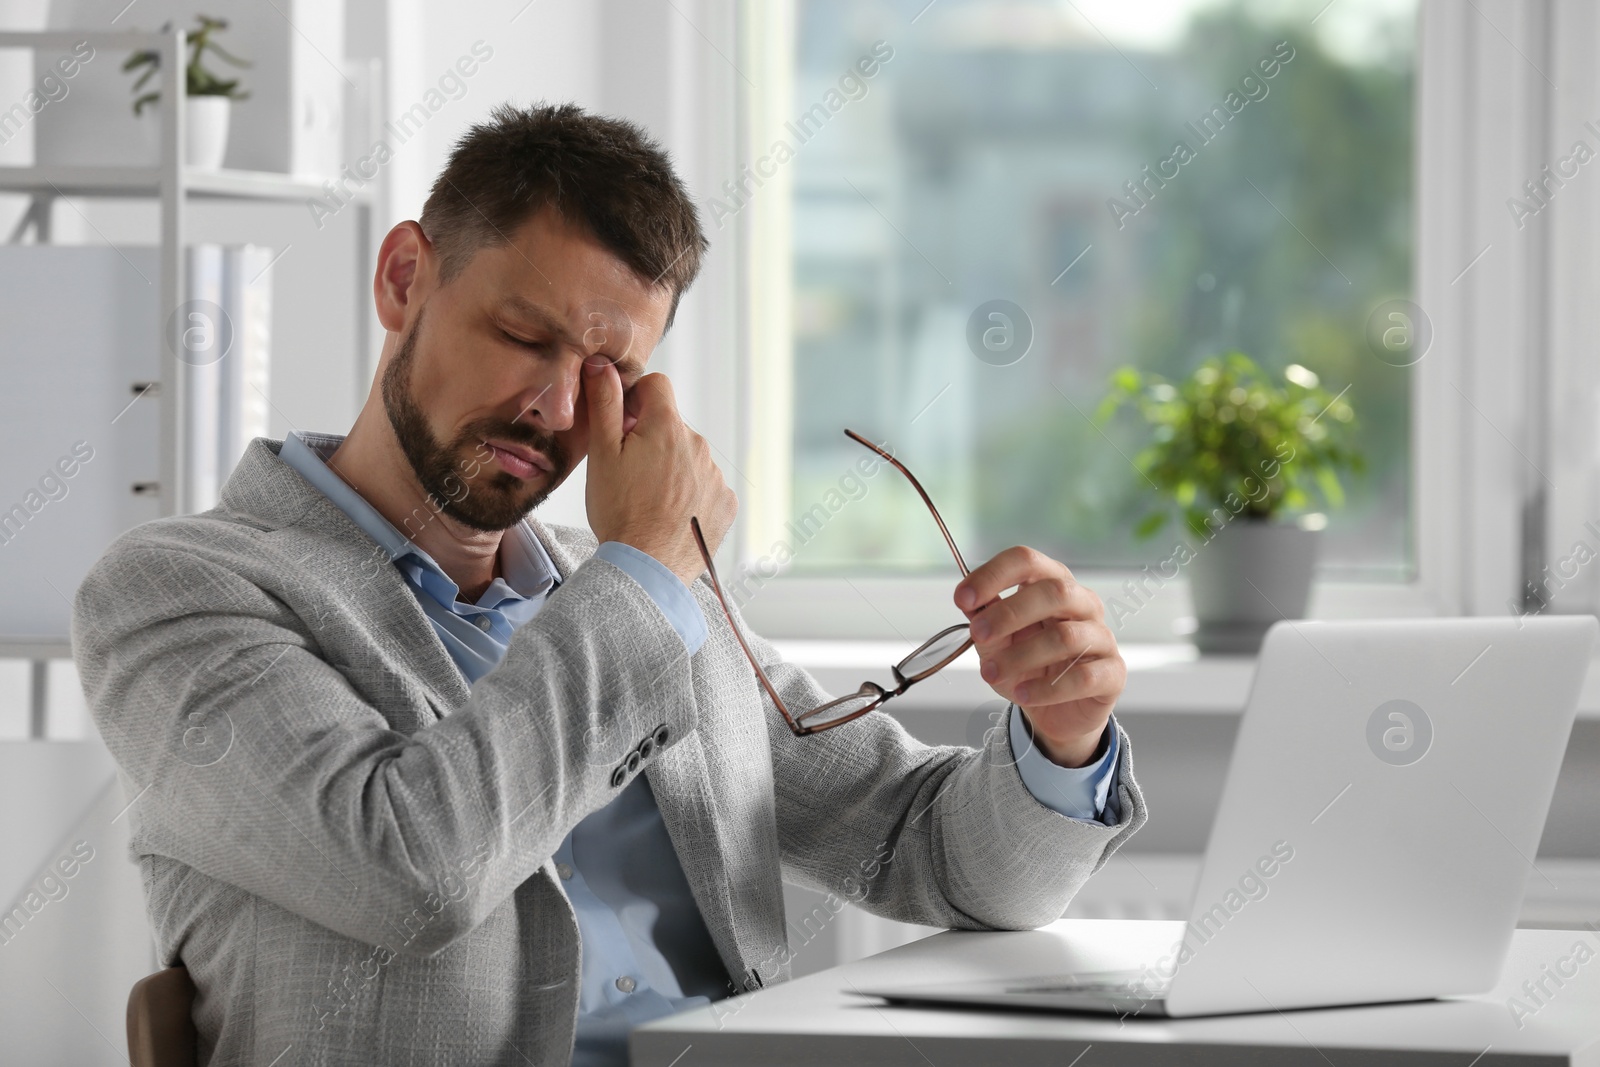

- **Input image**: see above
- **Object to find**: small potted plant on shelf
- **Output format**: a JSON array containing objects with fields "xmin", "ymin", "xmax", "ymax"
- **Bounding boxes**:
[
  {"xmin": 1096, "ymin": 351, "xmax": 1364, "ymax": 654},
  {"xmin": 124, "ymin": 14, "xmax": 251, "ymax": 171}
]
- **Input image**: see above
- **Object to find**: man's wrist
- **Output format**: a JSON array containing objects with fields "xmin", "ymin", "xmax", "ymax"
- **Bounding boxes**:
[
  {"xmin": 1018, "ymin": 707, "xmax": 1110, "ymax": 768},
  {"xmin": 606, "ymin": 529, "xmax": 699, "ymax": 585},
  {"xmin": 598, "ymin": 537, "xmax": 695, "ymax": 588},
  {"xmin": 1008, "ymin": 706, "xmax": 1119, "ymax": 822}
]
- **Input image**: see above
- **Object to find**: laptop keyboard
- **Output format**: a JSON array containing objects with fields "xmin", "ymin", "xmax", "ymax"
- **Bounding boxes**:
[{"xmin": 1008, "ymin": 970, "xmax": 1170, "ymax": 996}]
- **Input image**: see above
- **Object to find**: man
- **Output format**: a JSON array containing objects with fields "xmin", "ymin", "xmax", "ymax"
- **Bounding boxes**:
[{"xmin": 72, "ymin": 103, "xmax": 1146, "ymax": 1067}]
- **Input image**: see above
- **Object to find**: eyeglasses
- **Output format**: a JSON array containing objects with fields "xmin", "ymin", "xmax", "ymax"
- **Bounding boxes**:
[{"xmin": 691, "ymin": 428, "xmax": 974, "ymax": 736}]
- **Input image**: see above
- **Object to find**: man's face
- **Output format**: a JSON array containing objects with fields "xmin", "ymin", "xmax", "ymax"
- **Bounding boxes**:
[{"xmin": 381, "ymin": 207, "xmax": 673, "ymax": 531}]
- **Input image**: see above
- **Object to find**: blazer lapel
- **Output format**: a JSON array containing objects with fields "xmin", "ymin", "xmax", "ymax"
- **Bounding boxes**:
[
  {"xmin": 221, "ymin": 438, "xmax": 473, "ymax": 719},
  {"xmin": 341, "ymin": 543, "xmax": 474, "ymax": 721}
]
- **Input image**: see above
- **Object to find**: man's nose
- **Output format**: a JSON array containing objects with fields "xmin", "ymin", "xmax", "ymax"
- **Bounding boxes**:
[{"xmin": 517, "ymin": 357, "xmax": 582, "ymax": 432}]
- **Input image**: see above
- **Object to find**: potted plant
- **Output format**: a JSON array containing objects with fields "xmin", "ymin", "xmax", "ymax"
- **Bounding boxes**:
[
  {"xmin": 124, "ymin": 15, "xmax": 250, "ymax": 170},
  {"xmin": 1097, "ymin": 351, "xmax": 1364, "ymax": 654}
]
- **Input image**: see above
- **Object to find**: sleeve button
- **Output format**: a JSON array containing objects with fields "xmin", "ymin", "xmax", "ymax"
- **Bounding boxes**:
[{"xmin": 609, "ymin": 765, "xmax": 626, "ymax": 788}]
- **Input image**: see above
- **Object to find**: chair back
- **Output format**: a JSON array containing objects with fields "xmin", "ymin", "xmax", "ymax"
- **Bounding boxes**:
[{"xmin": 126, "ymin": 966, "xmax": 197, "ymax": 1067}]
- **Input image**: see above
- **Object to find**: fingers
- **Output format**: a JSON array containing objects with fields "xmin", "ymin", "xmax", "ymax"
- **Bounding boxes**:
[
  {"xmin": 1012, "ymin": 651, "xmax": 1126, "ymax": 709},
  {"xmin": 614, "ymin": 373, "xmax": 684, "ymax": 444},
  {"xmin": 969, "ymin": 572, "xmax": 1102, "ymax": 645},
  {"xmin": 622, "ymin": 382, "xmax": 642, "ymax": 435},
  {"xmin": 627, "ymin": 373, "xmax": 677, "ymax": 430},
  {"xmin": 958, "ymin": 543, "xmax": 1123, "ymax": 714},
  {"xmin": 581, "ymin": 360, "xmax": 736, "ymax": 584},
  {"xmin": 979, "ymin": 618, "xmax": 1116, "ymax": 688},
  {"xmin": 583, "ymin": 357, "xmax": 623, "ymax": 461},
  {"xmin": 955, "ymin": 546, "xmax": 1067, "ymax": 612}
]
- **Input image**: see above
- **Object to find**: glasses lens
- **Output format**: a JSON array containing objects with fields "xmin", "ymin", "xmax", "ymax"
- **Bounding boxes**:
[
  {"xmin": 898, "ymin": 625, "xmax": 972, "ymax": 682},
  {"xmin": 796, "ymin": 687, "xmax": 883, "ymax": 730}
]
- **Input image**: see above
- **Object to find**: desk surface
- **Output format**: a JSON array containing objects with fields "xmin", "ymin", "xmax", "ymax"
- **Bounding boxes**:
[{"xmin": 633, "ymin": 919, "xmax": 1600, "ymax": 1066}]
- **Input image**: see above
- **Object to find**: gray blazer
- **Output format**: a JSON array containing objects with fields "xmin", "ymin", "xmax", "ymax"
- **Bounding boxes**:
[{"xmin": 71, "ymin": 436, "xmax": 1147, "ymax": 1067}]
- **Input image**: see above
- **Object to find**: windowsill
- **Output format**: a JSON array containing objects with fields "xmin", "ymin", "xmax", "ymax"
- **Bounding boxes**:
[
  {"xmin": 738, "ymin": 575, "xmax": 1446, "ymax": 648},
  {"xmin": 771, "ymin": 640, "xmax": 1600, "ymax": 719}
]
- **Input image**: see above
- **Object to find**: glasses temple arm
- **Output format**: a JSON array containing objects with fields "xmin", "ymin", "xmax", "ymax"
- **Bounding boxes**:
[
  {"xmin": 843, "ymin": 429, "xmax": 970, "ymax": 577},
  {"xmin": 690, "ymin": 517, "xmax": 805, "ymax": 731}
]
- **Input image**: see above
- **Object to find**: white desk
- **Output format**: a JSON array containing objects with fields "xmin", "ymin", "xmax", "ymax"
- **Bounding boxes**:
[{"xmin": 632, "ymin": 919, "xmax": 1600, "ymax": 1066}]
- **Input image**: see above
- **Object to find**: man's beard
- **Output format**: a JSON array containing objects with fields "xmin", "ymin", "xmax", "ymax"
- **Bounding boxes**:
[{"xmin": 381, "ymin": 304, "xmax": 570, "ymax": 532}]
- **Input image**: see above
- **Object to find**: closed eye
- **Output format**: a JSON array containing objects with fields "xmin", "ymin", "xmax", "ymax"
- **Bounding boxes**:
[{"xmin": 501, "ymin": 329, "xmax": 550, "ymax": 352}]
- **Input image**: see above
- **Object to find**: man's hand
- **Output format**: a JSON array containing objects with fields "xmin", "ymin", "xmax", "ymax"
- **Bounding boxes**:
[
  {"xmin": 583, "ymin": 357, "xmax": 737, "ymax": 586},
  {"xmin": 955, "ymin": 547, "xmax": 1125, "ymax": 768}
]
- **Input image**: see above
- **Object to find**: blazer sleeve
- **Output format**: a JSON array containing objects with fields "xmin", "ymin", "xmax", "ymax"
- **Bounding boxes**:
[
  {"xmin": 717, "ymin": 596, "xmax": 1148, "ymax": 932},
  {"xmin": 71, "ymin": 534, "xmax": 699, "ymax": 958}
]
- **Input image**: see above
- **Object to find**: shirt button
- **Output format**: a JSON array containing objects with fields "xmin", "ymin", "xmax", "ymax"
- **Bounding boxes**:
[
  {"xmin": 475, "ymin": 615, "xmax": 492, "ymax": 631},
  {"xmin": 555, "ymin": 862, "xmax": 572, "ymax": 880},
  {"xmin": 615, "ymin": 976, "xmax": 636, "ymax": 994}
]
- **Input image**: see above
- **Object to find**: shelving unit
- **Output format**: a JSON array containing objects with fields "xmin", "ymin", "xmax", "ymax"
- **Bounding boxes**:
[
  {"xmin": 0, "ymin": 161, "xmax": 354, "ymax": 200},
  {"xmin": 0, "ymin": 29, "xmax": 373, "ymax": 737}
]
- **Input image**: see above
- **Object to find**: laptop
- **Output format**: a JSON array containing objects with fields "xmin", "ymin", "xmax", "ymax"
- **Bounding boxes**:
[{"xmin": 850, "ymin": 615, "xmax": 1598, "ymax": 1018}]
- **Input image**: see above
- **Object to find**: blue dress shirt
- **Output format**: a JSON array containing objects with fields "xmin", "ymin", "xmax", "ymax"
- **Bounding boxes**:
[{"xmin": 278, "ymin": 429, "xmax": 1122, "ymax": 1065}]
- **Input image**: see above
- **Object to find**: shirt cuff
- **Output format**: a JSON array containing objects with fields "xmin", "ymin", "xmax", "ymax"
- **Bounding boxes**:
[
  {"xmin": 593, "ymin": 541, "xmax": 709, "ymax": 655},
  {"xmin": 1008, "ymin": 704, "xmax": 1122, "ymax": 824}
]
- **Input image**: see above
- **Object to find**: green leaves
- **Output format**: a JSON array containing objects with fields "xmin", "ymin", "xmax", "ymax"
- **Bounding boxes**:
[
  {"xmin": 1134, "ymin": 511, "xmax": 1170, "ymax": 539},
  {"xmin": 1315, "ymin": 466, "xmax": 1345, "ymax": 510},
  {"xmin": 1099, "ymin": 351, "xmax": 1364, "ymax": 539},
  {"xmin": 124, "ymin": 15, "xmax": 251, "ymax": 116}
]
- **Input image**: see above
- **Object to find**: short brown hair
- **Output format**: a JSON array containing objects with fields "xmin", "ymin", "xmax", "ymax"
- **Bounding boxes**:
[{"xmin": 418, "ymin": 102, "xmax": 707, "ymax": 331}]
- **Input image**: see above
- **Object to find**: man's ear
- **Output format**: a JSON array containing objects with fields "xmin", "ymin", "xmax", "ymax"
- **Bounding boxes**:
[{"xmin": 374, "ymin": 221, "xmax": 433, "ymax": 333}]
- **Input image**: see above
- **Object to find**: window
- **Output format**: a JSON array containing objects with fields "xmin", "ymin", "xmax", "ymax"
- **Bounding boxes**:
[{"xmin": 746, "ymin": 0, "xmax": 1418, "ymax": 590}]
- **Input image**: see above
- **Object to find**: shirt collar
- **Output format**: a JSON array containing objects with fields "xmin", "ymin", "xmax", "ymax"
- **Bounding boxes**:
[{"xmin": 279, "ymin": 429, "xmax": 560, "ymax": 603}]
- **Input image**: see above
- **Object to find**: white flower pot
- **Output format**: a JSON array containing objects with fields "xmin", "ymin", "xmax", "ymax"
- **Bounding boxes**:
[
  {"xmin": 184, "ymin": 96, "xmax": 232, "ymax": 170},
  {"xmin": 137, "ymin": 96, "xmax": 234, "ymax": 170}
]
